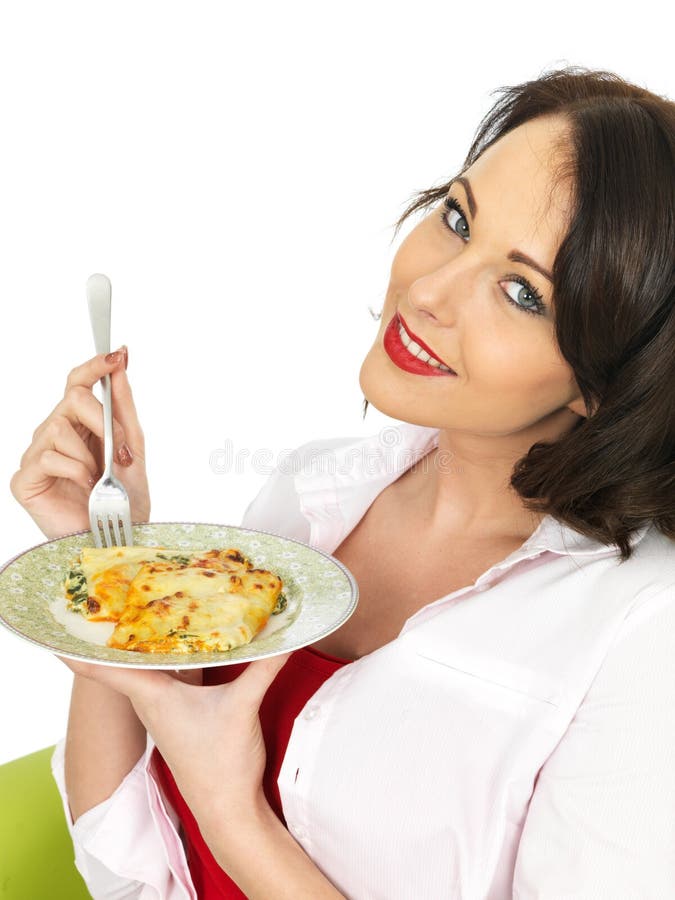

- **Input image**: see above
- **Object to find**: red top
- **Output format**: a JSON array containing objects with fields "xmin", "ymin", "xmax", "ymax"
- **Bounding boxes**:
[{"xmin": 153, "ymin": 645, "xmax": 349, "ymax": 899}]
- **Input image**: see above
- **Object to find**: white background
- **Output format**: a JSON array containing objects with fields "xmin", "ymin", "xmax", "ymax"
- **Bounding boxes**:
[{"xmin": 0, "ymin": 1, "xmax": 671, "ymax": 765}]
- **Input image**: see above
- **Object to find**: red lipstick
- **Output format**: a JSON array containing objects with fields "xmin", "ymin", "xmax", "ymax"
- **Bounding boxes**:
[{"xmin": 383, "ymin": 312, "xmax": 457, "ymax": 377}]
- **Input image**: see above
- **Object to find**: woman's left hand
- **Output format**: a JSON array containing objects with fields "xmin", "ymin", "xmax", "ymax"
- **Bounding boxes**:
[{"xmin": 59, "ymin": 653, "xmax": 291, "ymax": 829}]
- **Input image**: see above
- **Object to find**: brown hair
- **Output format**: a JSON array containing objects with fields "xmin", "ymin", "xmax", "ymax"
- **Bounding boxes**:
[{"xmin": 371, "ymin": 66, "xmax": 675, "ymax": 562}]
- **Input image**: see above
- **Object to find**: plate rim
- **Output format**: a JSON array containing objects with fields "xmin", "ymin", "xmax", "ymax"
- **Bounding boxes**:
[{"xmin": 0, "ymin": 521, "xmax": 359, "ymax": 669}]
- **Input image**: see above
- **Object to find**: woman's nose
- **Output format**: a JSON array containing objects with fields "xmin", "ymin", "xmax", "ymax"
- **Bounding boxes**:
[{"xmin": 408, "ymin": 257, "xmax": 473, "ymax": 325}]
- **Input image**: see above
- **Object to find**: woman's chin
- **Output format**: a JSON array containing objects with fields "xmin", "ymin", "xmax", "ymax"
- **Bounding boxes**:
[{"xmin": 358, "ymin": 350, "xmax": 430, "ymax": 426}]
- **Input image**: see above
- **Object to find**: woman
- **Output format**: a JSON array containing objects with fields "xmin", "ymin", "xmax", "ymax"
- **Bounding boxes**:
[{"xmin": 11, "ymin": 66, "xmax": 675, "ymax": 898}]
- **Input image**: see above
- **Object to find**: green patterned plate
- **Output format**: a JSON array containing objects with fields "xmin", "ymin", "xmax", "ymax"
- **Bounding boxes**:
[{"xmin": 0, "ymin": 522, "xmax": 358, "ymax": 669}]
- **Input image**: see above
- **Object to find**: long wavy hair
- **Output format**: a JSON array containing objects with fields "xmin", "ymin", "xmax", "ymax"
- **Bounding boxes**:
[{"xmin": 367, "ymin": 66, "xmax": 674, "ymax": 562}]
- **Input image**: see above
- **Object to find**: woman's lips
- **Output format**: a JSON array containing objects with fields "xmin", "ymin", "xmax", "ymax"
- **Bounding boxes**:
[
  {"xmin": 383, "ymin": 312, "xmax": 457, "ymax": 377},
  {"xmin": 398, "ymin": 313, "xmax": 454, "ymax": 368}
]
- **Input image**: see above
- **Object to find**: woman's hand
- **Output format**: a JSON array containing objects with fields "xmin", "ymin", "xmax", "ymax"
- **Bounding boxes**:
[
  {"xmin": 60, "ymin": 655, "xmax": 346, "ymax": 898},
  {"xmin": 10, "ymin": 347, "xmax": 151, "ymax": 540},
  {"xmin": 59, "ymin": 653, "xmax": 291, "ymax": 827}
]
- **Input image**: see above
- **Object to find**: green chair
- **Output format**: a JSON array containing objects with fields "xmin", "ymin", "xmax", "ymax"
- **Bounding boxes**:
[{"xmin": 0, "ymin": 746, "xmax": 91, "ymax": 899}]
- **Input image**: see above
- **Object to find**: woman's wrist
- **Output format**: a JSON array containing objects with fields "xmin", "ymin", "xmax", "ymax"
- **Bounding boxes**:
[
  {"xmin": 198, "ymin": 793, "xmax": 345, "ymax": 899},
  {"xmin": 197, "ymin": 788, "xmax": 277, "ymax": 855}
]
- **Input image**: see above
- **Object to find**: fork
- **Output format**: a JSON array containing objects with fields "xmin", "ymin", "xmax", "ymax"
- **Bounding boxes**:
[{"xmin": 86, "ymin": 273, "xmax": 134, "ymax": 548}]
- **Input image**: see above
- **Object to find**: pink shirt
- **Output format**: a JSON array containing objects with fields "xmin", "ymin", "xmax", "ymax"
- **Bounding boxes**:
[{"xmin": 52, "ymin": 422, "xmax": 675, "ymax": 899}]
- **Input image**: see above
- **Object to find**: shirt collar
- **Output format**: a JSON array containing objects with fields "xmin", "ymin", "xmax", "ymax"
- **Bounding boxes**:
[{"xmin": 294, "ymin": 422, "xmax": 651, "ymax": 560}]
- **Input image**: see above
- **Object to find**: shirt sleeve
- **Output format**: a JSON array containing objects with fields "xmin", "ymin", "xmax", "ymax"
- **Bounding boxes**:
[
  {"xmin": 51, "ymin": 739, "xmax": 195, "ymax": 900},
  {"xmin": 512, "ymin": 584, "xmax": 675, "ymax": 899}
]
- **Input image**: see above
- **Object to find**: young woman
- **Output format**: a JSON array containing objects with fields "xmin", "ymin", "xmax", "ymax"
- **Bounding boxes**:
[{"xmin": 11, "ymin": 66, "xmax": 675, "ymax": 898}]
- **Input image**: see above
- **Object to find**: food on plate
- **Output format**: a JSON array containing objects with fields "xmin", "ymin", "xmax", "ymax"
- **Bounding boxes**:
[
  {"xmin": 63, "ymin": 547, "xmax": 286, "ymax": 653},
  {"xmin": 109, "ymin": 549, "xmax": 285, "ymax": 653},
  {"xmin": 64, "ymin": 547, "xmax": 189, "ymax": 621}
]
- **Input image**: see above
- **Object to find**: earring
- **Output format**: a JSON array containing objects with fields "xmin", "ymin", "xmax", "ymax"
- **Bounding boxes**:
[{"xmin": 368, "ymin": 305, "xmax": 382, "ymax": 321}]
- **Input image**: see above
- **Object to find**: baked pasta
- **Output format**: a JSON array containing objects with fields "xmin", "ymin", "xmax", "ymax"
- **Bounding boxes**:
[{"xmin": 63, "ymin": 547, "xmax": 286, "ymax": 653}]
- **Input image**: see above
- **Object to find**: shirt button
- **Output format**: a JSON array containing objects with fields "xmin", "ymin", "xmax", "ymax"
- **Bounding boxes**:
[{"xmin": 303, "ymin": 703, "xmax": 320, "ymax": 720}]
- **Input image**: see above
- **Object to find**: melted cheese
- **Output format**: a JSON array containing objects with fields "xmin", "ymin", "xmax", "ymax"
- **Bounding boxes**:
[
  {"xmin": 67, "ymin": 547, "xmax": 187, "ymax": 621},
  {"xmin": 63, "ymin": 546, "xmax": 284, "ymax": 653},
  {"xmin": 108, "ymin": 551, "xmax": 282, "ymax": 652}
]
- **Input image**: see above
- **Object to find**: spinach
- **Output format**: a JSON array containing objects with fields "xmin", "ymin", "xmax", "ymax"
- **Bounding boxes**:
[
  {"xmin": 157, "ymin": 553, "xmax": 192, "ymax": 566},
  {"xmin": 272, "ymin": 592, "xmax": 287, "ymax": 615}
]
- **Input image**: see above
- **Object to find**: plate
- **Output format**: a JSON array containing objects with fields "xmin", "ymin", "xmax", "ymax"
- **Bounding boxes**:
[{"xmin": 0, "ymin": 522, "xmax": 358, "ymax": 669}]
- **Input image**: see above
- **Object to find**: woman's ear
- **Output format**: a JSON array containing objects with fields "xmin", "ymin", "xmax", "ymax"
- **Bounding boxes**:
[
  {"xmin": 567, "ymin": 396, "xmax": 587, "ymax": 417},
  {"xmin": 567, "ymin": 394, "xmax": 597, "ymax": 418}
]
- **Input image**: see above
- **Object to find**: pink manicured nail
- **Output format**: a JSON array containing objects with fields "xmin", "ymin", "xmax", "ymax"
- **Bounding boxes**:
[{"xmin": 117, "ymin": 443, "xmax": 133, "ymax": 466}]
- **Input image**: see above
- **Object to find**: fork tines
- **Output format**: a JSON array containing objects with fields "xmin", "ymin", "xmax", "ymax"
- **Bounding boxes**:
[{"xmin": 89, "ymin": 511, "xmax": 134, "ymax": 549}]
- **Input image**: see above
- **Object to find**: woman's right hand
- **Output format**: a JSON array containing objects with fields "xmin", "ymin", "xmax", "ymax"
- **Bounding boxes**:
[{"xmin": 10, "ymin": 346, "xmax": 151, "ymax": 540}]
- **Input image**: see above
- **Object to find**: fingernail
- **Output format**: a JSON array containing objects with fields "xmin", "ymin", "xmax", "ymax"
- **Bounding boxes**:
[
  {"xmin": 122, "ymin": 345, "xmax": 129, "ymax": 370},
  {"xmin": 105, "ymin": 349, "xmax": 122, "ymax": 365},
  {"xmin": 87, "ymin": 475, "xmax": 97, "ymax": 488},
  {"xmin": 117, "ymin": 443, "xmax": 133, "ymax": 466}
]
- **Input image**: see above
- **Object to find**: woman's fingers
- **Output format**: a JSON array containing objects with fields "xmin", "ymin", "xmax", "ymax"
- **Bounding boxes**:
[
  {"xmin": 12, "ymin": 414, "xmax": 100, "ymax": 504},
  {"xmin": 23, "ymin": 414, "xmax": 99, "ymax": 478},
  {"xmin": 230, "ymin": 653, "xmax": 292, "ymax": 704},
  {"xmin": 60, "ymin": 385, "xmax": 132, "ymax": 462},
  {"xmin": 13, "ymin": 349, "xmax": 141, "ymax": 501},
  {"xmin": 10, "ymin": 346, "xmax": 151, "ymax": 539},
  {"xmin": 58, "ymin": 655, "xmax": 171, "ymax": 698},
  {"xmin": 63, "ymin": 347, "xmax": 144, "ymax": 458},
  {"xmin": 26, "ymin": 385, "xmax": 129, "ymax": 469},
  {"xmin": 11, "ymin": 453, "xmax": 89, "ymax": 507},
  {"xmin": 59, "ymin": 654, "xmax": 291, "ymax": 711},
  {"xmin": 108, "ymin": 365, "xmax": 146, "ymax": 456},
  {"xmin": 64, "ymin": 347, "xmax": 128, "ymax": 395},
  {"xmin": 19, "ymin": 447, "xmax": 97, "ymax": 498},
  {"xmin": 30, "ymin": 348, "xmax": 129, "ymax": 445}
]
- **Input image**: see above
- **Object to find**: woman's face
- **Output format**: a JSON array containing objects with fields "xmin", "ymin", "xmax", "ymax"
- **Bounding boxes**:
[{"xmin": 360, "ymin": 114, "xmax": 588, "ymax": 438}]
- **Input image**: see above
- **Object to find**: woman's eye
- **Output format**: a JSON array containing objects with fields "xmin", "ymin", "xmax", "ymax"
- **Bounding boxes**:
[
  {"xmin": 441, "ymin": 198, "xmax": 470, "ymax": 241},
  {"xmin": 439, "ymin": 197, "xmax": 546, "ymax": 318},
  {"xmin": 500, "ymin": 279, "xmax": 544, "ymax": 316}
]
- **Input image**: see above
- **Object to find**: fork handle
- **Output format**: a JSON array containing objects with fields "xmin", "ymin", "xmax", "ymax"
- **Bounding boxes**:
[{"xmin": 86, "ymin": 274, "xmax": 114, "ymax": 477}]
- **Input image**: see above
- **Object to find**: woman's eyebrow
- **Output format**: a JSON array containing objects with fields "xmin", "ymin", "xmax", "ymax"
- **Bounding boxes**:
[
  {"xmin": 449, "ymin": 176, "xmax": 554, "ymax": 283},
  {"xmin": 452, "ymin": 176, "xmax": 477, "ymax": 218},
  {"xmin": 507, "ymin": 250, "xmax": 553, "ymax": 283}
]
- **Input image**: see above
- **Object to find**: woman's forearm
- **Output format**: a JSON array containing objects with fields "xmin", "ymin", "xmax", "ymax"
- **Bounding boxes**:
[
  {"xmin": 64, "ymin": 674, "xmax": 147, "ymax": 822},
  {"xmin": 200, "ymin": 798, "xmax": 346, "ymax": 900}
]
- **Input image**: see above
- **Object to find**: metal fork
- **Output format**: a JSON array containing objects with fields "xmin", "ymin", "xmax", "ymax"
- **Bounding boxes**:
[{"xmin": 86, "ymin": 274, "xmax": 134, "ymax": 548}]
